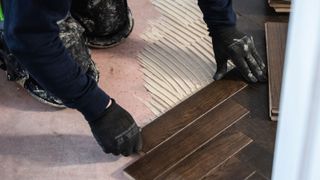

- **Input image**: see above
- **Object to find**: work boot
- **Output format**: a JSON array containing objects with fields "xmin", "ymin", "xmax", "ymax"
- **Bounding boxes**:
[{"xmin": 71, "ymin": 0, "xmax": 134, "ymax": 48}]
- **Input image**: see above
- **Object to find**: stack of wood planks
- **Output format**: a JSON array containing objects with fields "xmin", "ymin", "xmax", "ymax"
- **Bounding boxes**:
[
  {"xmin": 268, "ymin": 0, "xmax": 291, "ymax": 13},
  {"xmin": 265, "ymin": 22, "xmax": 288, "ymax": 121}
]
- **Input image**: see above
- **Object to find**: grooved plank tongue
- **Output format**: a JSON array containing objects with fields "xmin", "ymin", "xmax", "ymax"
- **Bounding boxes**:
[
  {"xmin": 141, "ymin": 79, "xmax": 247, "ymax": 153},
  {"xmin": 202, "ymin": 157, "xmax": 255, "ymax": 180},
  {"xmin": 124, "ymin": 99, "xmax": 249, "ymax": 180},
  {"xmin": 157, "ymin": 131, "xmax": 252, "ymax": 180}
]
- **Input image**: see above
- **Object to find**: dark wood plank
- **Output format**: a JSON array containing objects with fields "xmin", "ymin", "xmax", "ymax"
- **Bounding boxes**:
[
  {"xmin": 157, "ymin": 131, "xmax": 252, "ymax": 180},
  {"xmin": 265, "ymin": 22, "xmax": 288, "ymax": 121},
  {"xmin": 125, "ymin": 100, "xmax": 249, "ymax": 180},
  {"xmin": 236, "ymin": 143, "xmax": 274, "ymax": 179},
  {"xmin": 202, "ymin": 157, "xmax": 255, "ymax": 180},
  {"xmin": 141, "ymin": 79, "xmax": 247, "ymax": 153}
]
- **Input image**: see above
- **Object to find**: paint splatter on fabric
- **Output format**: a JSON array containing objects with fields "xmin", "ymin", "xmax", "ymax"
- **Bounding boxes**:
[
  {"xmin": 0, "ymin": 15, "xmax": 99, "ymax": 107},
  {"xmin": 71, "ymin": 0, "xmax": 134, "ymax": 48}
]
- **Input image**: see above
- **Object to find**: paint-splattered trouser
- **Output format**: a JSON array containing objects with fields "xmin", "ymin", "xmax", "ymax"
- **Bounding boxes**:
[{"xmin": 2, "ymin": 0, "xmax": 235, "ymax": 121}]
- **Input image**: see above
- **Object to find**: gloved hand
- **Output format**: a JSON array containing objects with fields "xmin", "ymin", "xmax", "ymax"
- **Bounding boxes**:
[
  {"xmin": 211, "ymin": 26, "xmax": 267, "ymax": 83},
  {"xmin": 89, "ymin": 99, "xmax": 142, "ymax": 156}
]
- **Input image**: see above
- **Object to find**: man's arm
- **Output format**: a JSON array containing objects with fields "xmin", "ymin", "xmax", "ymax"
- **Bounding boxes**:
[
  {"xmin": 3, "ymin": 0, "xmax": 109, "ymax": 121},
  {"xmin": 198, "ymin": 0, "xmax": 267, "ymax": 82},
  {"xmin": 2, "ymin": 0, "xmax": 141, "ymax": 156}
]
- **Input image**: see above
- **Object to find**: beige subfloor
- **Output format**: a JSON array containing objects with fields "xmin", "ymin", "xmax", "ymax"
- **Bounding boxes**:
[
  {"xmin": 138, "ymin": 0, "xmax": 216, "ymax": 116},
  {"xmin": 0, "ymin": 0, "xmax": 158, "ymax": 179}
]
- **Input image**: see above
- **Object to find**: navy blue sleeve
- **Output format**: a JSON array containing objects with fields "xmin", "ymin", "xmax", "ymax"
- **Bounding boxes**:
[
  {"xmin": 2, "ymin": 0, "xmax": 110, "ymax": 121},
  {"xmin": 198, "ymin": 0, "xmax": 236, "ymax": 31}
]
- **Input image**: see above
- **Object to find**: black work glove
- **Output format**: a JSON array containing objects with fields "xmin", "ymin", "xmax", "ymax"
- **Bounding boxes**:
[
  {"xmin": 211, "ymin": 27, "xmax": 267, "ymax": 83},
  {"xmin": 89, "ymin": 99, "xmax": 142, "ymax": 156}
]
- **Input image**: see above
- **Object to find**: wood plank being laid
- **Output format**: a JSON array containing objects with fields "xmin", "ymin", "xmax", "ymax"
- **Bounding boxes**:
[
  {"xmin": 125, "ymin": 100, "xmax": 249, "ymax": 180},
  {"xmin": 202, "ymin": 157, "xmax": 255, "ymax": 180},
  {"xmin": 141, "ymin": 79, "xmax": 247, "ymax": 153},
  {"xmin": 265, "ymin": 22, "xmax": 288, "ymax": 121},
  {"xmin": 157, "ymin": 131, "xmax": 253, "ymax": 180}
]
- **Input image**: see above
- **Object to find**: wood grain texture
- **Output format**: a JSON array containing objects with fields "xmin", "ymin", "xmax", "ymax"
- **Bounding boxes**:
[
  {"xmin": 157, "ymin": 131, "xmax": 252, "ymax": 180},
  {"xmin": 141, "ymin": 79, "xmax": 247, "ymax": 153},
  {"xmin": 125, "ymin": 100, "xmax": 249, "ymax": 180},
  {"xmin": 265, "ymin": 22, "xmax": 288, "ymax": 121},
  {"xmin": 202, "ymin": 157, "xmax": 255, "ymax": 180}
]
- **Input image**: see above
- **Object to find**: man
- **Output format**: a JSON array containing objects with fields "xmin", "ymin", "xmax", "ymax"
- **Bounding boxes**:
[{"xmin": 1, "ymin": 0, "xmax": 266, "ymax": 157}]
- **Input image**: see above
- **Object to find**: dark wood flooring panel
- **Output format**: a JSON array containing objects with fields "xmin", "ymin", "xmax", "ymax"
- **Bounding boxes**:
[
  {"xmin": 265, "ymin": 22, "xmax": 288, "ymax": 120},
  {"xmin": 157, "ymin": 131, "xmax": 253, "ymax": 180},
  {"xmin": 202, "ymin": 157, "xmax": 255, "ymax": 180},
  {"xmin": 125, "ymin": 100, "xmax": 249, "ymax": 180},
  {"xmin": 141, "ymin": 79, "xmax": 247, "ymax": 153},
  {"xmin": 236, "ymin": 143, "xmax": 274, "ymax": 179}
]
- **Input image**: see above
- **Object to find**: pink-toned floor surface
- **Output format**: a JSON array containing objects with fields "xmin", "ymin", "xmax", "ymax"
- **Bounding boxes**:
[{"xmin": 0, "ymin": 1, "xmax": 158, "ymax": 179}]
